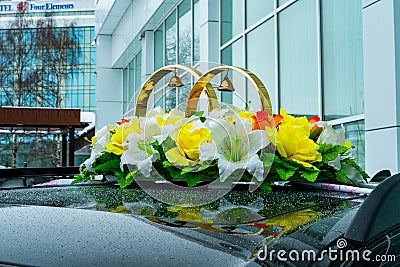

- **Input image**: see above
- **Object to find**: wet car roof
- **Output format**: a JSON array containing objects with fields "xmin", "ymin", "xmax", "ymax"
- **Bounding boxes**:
[{"xmin": 0, "ymin": 184, "xmax": 365, "ymax": 226}]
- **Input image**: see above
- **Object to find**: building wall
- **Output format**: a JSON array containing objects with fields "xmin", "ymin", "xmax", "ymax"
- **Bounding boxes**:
[
  {"xmin": 95, "ymin": 0, "xmax": 400, "ymax": 176},
  {"xmin": 362, "ymin": 0, "xmax": 400, "ymax": 175}
]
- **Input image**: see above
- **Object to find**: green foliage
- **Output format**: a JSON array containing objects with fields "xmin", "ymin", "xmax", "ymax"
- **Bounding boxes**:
[
  {"xmin": 318, "ymin": 144, "xmax": 348, "ymax": 164},
  {"xmin": 117, "ymin": 170, "xmax": 137, "ymax": 188},
  {"xmin": 71, "ymin": 168, "xmax": 95, "ymax": 185},
  {"xmin": 162, "ymin": 160, "xmax": 219, "ymax": 187},
  {"xmin": 337, "ymin": 169, "xmax": 348, "ymax": 183},
  {"xmin": 299, "ymin": 169, "xmax": 320, "ymax": 182}
]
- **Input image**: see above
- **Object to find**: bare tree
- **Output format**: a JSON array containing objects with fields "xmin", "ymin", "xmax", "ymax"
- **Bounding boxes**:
[
  {"xmin": 36, "ymin": 16, "xmax": 81, "ymax": 108},
  {"xmin": 0, "ymin": 11, "xmax": 81, "ymax": 167}
]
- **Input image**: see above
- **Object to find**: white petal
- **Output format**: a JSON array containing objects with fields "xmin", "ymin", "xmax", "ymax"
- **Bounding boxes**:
[
  {"xmin": 218, "ymin": 156, "xmax": 246, "ymax": 182},
  {"xmin": 328, "ymin": 155, "xmax": 341, "ymax": 170},
  {"xmin": 317, "ymin": 125, "xmax": 345, "ymax": 146},
  {"xmin": 246, "ymin": 154, "xmax": 265, "ymax": 182},
  {"xmin": 189, "ymin": 119, "xmax": 207, "ymax": 132},
  {"xmin": 147, "ymin": 106, "xmax": 164, "ymax": 117},
  {"xmin": 82, "ymin": 154, "xmax": 97, "ymax": 173},
  {"xmin": 92, "ymin": 136, "xmax": 107, "ymax": 154},
  {"xmin": 123, "ymin": 132, "xmax": 142, "ymax": 149},
  {"xmin": 121, "ymin": 149, "xmax": 148, "ymax": 166},
  {"xmin": 93, "ymin": 125, "xmax": 110, "ymax": 140},
  {"xmin": 137, "ymin": 156, "xmax": 154, "ymax": 177},
  {"xmin": 199, "ymin": 142, "xmax": 217, "ymax": 161},
  {"xmin": 152, "ymin": 124, "xmax": 176, "ymax": 143},
  {"xmin": 341, "ymin": 162, "xmax": 366, "ymax": 184},
  {"xmin": 248, "ymin": 130, "xmax": 270, "ymax": 156},
  {"xmin": 168, "ymin": 109, "xmax": 185, "ymax": 117},
  {"xmin": 141, "ymin": 117, "xmax": 161, "ymax": 142},
  {"xmin": 205, "ymin": 119, "xmax": 231, "ymax": 152}
]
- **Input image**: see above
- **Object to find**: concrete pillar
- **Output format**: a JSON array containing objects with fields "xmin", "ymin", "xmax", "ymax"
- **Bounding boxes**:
[
  {"xmin": 95, "ymin": 34, "xmax": 123, "ymax": 129},
  {"xmin": 363, "ymin": 0, "xmax": 400, "ymax": 176}
]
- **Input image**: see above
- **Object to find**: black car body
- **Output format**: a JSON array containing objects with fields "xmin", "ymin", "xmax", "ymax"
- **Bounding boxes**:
[{"xmin": 0, "ymin": 174, "xmax": 399, "ymax": 266}]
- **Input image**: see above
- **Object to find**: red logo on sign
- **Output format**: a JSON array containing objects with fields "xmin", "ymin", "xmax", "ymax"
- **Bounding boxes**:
[{"xmin": 17, "ymin": 2, "xmax": 26, "ymax": 11}]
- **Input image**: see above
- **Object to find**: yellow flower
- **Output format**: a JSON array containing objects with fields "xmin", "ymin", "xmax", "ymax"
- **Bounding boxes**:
[
  {"xmin": 166, "ymin": 121, "xmax": 212, "ymax": 166},
  {"xmin": 156, "ymin": 109, "xmax": 185, "ymax": 127},
  {"xmin": 105, "ymin": 119, "xmax": 140, "ymax": 155},
  {"xmin": 275, "ymin": 108, "xmax": 322, "ymax": 168},
  {"xmin": 238, "ymin": 111, "xmax": 256, "ymax": 126}
]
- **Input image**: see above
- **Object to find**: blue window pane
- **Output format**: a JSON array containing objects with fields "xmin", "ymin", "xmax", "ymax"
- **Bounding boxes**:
[
  {"xmin": 246, "ymin": 0, "xmax": 274, "ymax": 27},
  {"xmin": 154, "ymin": 24, "xmax": 164, "ymax": 69},
  {"xmin": 247, "ymin": 19, "xmax": 276, "ymax": 113},
  {"xmin": 279, "ymin": 0, "xmax": 318, "ymax": 117},
  {"xmin": 178, "ymin": 0, "xmax": 191, "ymax": 64},
  {"xmin": 221, "ymin": 0, "xmax": 243, "ymax": 45},
  {"xmin": 165, "ymin": 11, "xmax": 177, "ymax": 65},
  {"xmin": 322, "ymin": 0, "xmax": 364, "ymax": 120}
]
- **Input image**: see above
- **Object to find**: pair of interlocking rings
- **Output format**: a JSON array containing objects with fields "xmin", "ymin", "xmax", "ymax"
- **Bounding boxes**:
[
  {"xmin": 134, "ymin": 64, "xmax": 273, "ymax": 118},
  {"xmin": 131, "ymin": 64, "xmax": 274, "ymax": 206}
]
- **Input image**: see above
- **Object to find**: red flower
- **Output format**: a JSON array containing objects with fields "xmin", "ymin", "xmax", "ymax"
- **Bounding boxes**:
[{"xmin": 116, "ymin": 118, "xmax": 130, "ymax": 125}]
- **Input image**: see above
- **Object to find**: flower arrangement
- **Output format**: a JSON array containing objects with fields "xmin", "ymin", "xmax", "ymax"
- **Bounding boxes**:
[{"xmin": 73, "ymin": 105, "xmax": 368, "ymax": 191}]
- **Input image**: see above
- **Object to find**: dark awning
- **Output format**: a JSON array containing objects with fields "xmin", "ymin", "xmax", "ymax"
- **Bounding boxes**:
[{"xmin": 0, "ymin": 107, "xmax": 81, "ymax": 128}]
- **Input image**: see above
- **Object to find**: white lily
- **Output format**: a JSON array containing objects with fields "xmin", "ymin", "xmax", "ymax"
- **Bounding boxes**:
[
  {"xmin": 81, "ymin": 124, "xmax": 115, "ymax": 173},
  {"xmin": 120, "ymin": 117, "xmax": 163, "ymax": 177},
  {"xmin": 199, "ymin": 115, "xmax": 270, "ymax": 182}
]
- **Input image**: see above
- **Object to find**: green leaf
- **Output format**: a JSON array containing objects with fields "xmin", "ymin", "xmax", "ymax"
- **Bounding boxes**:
[
  {"xmin": 93, "ymin": 158, "xmax": 121, "ymax": 175},
  {"xmin": 276, "ymin": 168, "xmax": 296, "ymax": 180},
  {"xmin": 191, "ymin": 111, "xmax": 204, "ymax": 117},
  {"xmin": 72, "ymin": 167, "xmax": 95, "ymax": 184},
  {"xmin": 318, "ymin": 144, "xmax": 348, "ymax": 164},
  {"xmin": 277, "ymin": 157, "xmax": 302, "ymax": 170},
  {"xmin": 185, "ymin": 174, "xmax": 203, "ymax": 187},
  {"xmin": 117, "ymin": 170, "xmax": 138, "ymax": 188},
  {"xmin": 337, "ymin": 169, "xmax": 347, "ymax": 183},
  {"xmin": 300, "ymin": 169, "xmax": 320, "ymax": 182},
  {"xmin": 259, "ymin": 183, "xmax": 272, "ymax": 192}
]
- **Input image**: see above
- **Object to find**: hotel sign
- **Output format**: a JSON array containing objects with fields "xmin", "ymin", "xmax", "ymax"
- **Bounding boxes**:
[{"xmin": 0, "ymin": 1, "xmax": 75, "ymax": 13}]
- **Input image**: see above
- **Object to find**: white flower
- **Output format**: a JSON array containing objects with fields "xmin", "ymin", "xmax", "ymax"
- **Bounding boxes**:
[
  {"xmin": 317, "ymin": 125, "xmax": 345, "ymax": 146},
  {"xmin": 92, "ymin": 124, "xmax": 114, "ymax": 155},
  {"xmin": 81, "ymin": 124, "xmax": 115, "ymax": 173},
  {"xmin": 341, "ymin": 163, "xmax": 366, "ymax": 184},
  {"xmin": 121, "ymin": 118, "xmax": 161, "ymax": 177},
  {"xmin": 199, "ymin": 115, "xmax": 270, "ymax": 182}
]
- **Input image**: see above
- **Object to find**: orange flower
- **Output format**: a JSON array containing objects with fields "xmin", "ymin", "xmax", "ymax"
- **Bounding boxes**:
[
  {"xmin": 308, "ymin": 116, "xmax": 322, "ymax": 141},
  {"xmin": 251, "ymin": 111, "xmax": 275, "ymax": 130},
  {"xmin": 273, "ymin": 114, "xmax": 283, "ymax": 128}
]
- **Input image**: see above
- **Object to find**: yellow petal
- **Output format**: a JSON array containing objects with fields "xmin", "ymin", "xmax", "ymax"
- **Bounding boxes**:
[
  {"xmin": 105, "ymin": 143, "xmax": 124, "ymax": 155},
  {"xmin": 165, "ymin": 147, "xmax": 198, "ymax": 167},
  {"xmin": 344, "ymin": 141, "xmax": 352, "ymax": 149}
]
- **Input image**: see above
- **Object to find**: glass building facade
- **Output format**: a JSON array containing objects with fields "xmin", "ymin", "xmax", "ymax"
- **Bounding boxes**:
[
  {"xmin": 0, "ymin": 1, "xmax": 96, "ymax": 112},
  {"xmin": 134, "ymin": 0, "xmax": 364, "ymax": 166},
  {"xmin": 0, "ymin": 0, "xmax": 95, "ymax": 167},
  {"xmin": 97, "ymin": 0, "xmax": 400, "ymax": 174},
  {"xmin": 0, "ymin": 26, "xmax": 96, "ymax": 112},
  {"xmin": 63, "ymin": 26, "xmax": 96, "ymax": 112}
]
